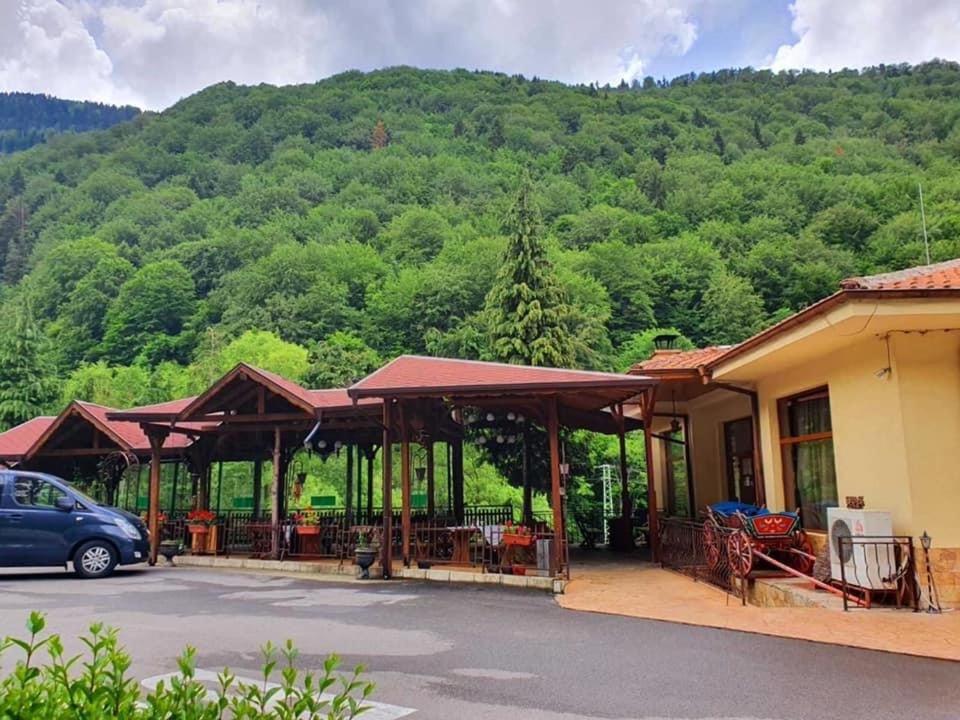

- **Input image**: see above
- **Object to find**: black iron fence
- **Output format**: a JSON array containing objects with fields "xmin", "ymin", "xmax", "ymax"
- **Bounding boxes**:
[
  {"xmin": 659, "ymin": 517, "xmax": 743, "ymax": 602},
  {"xmin": 837, "ymin": 535, "xmax": 919, "ymax": 611}
]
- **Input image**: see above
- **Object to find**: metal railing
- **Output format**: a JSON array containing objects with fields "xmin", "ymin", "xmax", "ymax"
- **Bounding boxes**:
[
  {"xmin": 659, "ymin": 517, "xmax": 743, "ymax": 602},
  {"xmin": 837, "ymin": 535, "xmax": 919, "ymax": 611}
]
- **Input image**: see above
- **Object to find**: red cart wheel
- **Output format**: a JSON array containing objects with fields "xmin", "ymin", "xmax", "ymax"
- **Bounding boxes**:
[
  {"xmin": 727, "ymin": 530, "xmax": 753, "ymax": 578},
  {"xmin": 703, "ymin": 520, "xmax": 722, "ymax": 569}
]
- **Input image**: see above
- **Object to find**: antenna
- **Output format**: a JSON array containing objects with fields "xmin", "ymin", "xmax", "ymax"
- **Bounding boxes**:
[{"xmin": 919, "ymin": 183, "xmax": 931, "ymax": 265}]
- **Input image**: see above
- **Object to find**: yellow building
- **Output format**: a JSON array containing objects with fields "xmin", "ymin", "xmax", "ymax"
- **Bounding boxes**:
[{"xmin": 632, "ymin": 259, "xmax": 960, "ymax": 607}]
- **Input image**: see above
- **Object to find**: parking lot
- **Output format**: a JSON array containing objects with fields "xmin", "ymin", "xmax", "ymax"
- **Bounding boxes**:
[{"xmin": 1, "ymin": 566, "xmax": 958, "ymax": 719}]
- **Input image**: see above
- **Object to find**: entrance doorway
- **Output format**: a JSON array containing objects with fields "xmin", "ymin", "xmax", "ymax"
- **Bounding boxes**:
[{"xmin": 724, "ymin": 417, "xmax": 756, "ymax": 505}]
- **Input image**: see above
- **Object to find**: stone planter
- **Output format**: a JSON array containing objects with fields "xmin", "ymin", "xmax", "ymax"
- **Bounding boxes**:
[{"xmin": 355, "ymin": 547, "xmax": 377, "ymax": 579}]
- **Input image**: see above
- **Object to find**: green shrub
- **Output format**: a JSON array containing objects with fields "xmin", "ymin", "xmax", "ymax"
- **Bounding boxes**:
[{"xmin": 0, "ymin": 612, "xmax": 374, "ymax": 719}]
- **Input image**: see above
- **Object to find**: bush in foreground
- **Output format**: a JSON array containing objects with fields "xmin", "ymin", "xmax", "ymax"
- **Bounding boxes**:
[{"xmin": 0, "ymin": 612, "xmax": 374, "ymax": 719}]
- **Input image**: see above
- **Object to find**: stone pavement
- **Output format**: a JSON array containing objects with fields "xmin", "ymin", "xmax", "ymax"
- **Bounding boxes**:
[{"xmin": 557, "ymin": 559, "xmax": 960, "ymax": 661}]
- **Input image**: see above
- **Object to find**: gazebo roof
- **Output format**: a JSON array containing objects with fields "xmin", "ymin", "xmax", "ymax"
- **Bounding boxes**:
[
  {"xmin": 348, "ymin": 355, "xmax": 655, "ymax": 411},
  {"xmin": 0, "ymin": 416, "xmax": 56, "ymax": 463}
]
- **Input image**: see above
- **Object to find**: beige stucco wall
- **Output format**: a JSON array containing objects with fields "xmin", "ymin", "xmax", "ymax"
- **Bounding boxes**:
[
  {"xmin": 649, "ymin": 390, "xmax": 752, "ymax": 514},
  {"xmin": 753, "ymin": 335, "xmax": 915, "ymax": 535}
]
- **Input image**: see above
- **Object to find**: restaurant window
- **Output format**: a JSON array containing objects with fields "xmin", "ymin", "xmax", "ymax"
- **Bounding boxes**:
[
  {"xmin": 664, "ymin": 423, "xmax": 694, "ymax": 519},
  {"xmin": 778, "ymin": 388, "xmax": 838, "ymax": 531}
]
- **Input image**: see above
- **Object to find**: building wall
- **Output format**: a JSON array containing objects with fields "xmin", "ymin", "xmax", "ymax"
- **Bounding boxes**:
[
  {"xmin": 745, "ymin": 331, "xmax": 960, "ymax": 606},
  {"xmin": 650, "ymin": 390, "xmax": 752, "ymax": 515},
  {"xmin": 686, "ymin": 391, "xmax": 753, "ymax": 510}
]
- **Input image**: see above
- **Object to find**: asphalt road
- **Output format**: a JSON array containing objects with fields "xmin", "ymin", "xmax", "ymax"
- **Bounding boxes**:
[{"xmin": 0, "ymin": 566, "xmax": 957, "ymax": 719}]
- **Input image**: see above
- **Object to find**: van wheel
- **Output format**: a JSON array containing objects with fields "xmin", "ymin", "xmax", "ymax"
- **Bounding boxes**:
[{"xmin": 74, "ymin": 541, "xmax": 118, "ymax": 579}]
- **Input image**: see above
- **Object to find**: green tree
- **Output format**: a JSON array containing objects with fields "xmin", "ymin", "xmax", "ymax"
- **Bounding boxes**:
[
  {"xmin": 485, "ymin": 177, "xmax": 574, "ymax": 367},
  {"xmin": 697, "ymin": 272, "xmax": 766, "ymax": 345},
  {"xmin": 0, "ymin": 298, "xmax": 57, "ymax": 430},
  {"xmin": 615, "ymin": 327, "xmax": 694, "ymax": 372},
  {"xmin": 305, "ymin": 331, "xmax": 382, "ymax": 388},
  {"xmin": 101, "ymin": 260, "xmax": 197, "ymax": 365}
]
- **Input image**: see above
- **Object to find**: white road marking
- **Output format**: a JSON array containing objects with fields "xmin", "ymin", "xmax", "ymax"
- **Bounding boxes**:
[{"xmin": 141, "ymin": 669, "xmax": 416, "ymax": 719}]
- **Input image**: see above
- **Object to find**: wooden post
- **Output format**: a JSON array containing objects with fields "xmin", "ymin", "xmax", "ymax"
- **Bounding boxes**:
[
  {"xmin": 546, "ymin": 397, "xmax": 564, "ymax": 576},
  {"xmin": 345, "ymin": 442, "xmax": 354, "ymax": 526},
  {"xmin": 643, "ymin": 388, "xmax": 660, "ymax": 561},
  {"xmin": 169, "ymin": 461, "xmax": 180, "ymax": 515},
  {"xmin": 366, "ymin": 446, "xmax": 374, "ymax": 523},
  {"xmin": 146, "ymin": 429, "xmax": 167, "ymax": 566},
  {"xmin": 426, "ymin": 441, "xmax": 435, "ymax": 518},
  {"xmin": 522, "ymin": 432, "xmax": 532, "ymax": 524},
  {"xmin": 617, "ymin": 404, "xmax": 630, "ymax": 521},
  {"xmin": 215, "ymin": 461, "xmax": 223, "ymax": 513},
  {"xmin": 451, "ymin": 437, "xmax": 464, "ymax": 524},
  {"xmin": 271, "ymin": 427, "xmax": 282, "ymax": 559},
  {"xmin": 252, "ymin": 458, "xmax": 263, "ymax": 519},
  {"xmin": 750, "ymin": 391, "xmax": 766, "ymax": 507},
  {"xmin": 382, "ymin": 402, "xmax": 394, "ymax": 578},
  {"xmin": 354, "ymin": 444, "xmax": 362, "ymax": 522},
  {"xmin": 400, "ymin": 405, "xmax": 412, "ymax": 567}
]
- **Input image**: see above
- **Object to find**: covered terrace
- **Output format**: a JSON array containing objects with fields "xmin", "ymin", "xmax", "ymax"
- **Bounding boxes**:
[{"xmin": 98, "ymin": 356, "xmax": 656, "ymax": 580}]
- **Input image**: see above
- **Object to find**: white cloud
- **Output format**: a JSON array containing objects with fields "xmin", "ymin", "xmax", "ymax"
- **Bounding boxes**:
[
  {"xmin": 0, "ymin": 0, "xmax": 141, "ymax": 106},
  {"xmin": 770, "ymin": 0, "xmax": 960, "ymax": 72},
  {"xmin": 0, "ymin": 0, "xmax": 700, "ymax": 110}
]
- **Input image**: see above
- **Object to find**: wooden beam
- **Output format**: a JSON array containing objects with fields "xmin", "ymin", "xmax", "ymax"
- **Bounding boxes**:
[
  {"xmin": 643, "ymin": 386, "xmax": 660, "ymax": 561},
  {"xmin": 146, "ymin": 429, "xmax": 168, "ymax": 566},
  {"xmin": 426, "ymin": 441, "xmax": 435, "ymax": 517},
  {"xmin": 191, "ymin": 412, "xmax": 313, "ymax": 424},
  {"xmin": 451, "ymin": 437, "xmax": 464, "ymax": 524},
  {"xmin": 400, "ymin": 403, "xmax": 411, "ymax": 567},
  {"xmin": 381, "ymin": 401, "xmax": 394, "ymax": 578},
  {"xmin": 546, "ymin": 397, "xmax": 564, "ymax": 576},
  {"xmin": 615, "ymin": 403, "xmax": 631, "ymax": 521},
  {"xmin": 344, "ymin": 441, "xmax": 354, "ymax": 526},
  {"xmin": 271, "ymin": 427, "xmax": 282, "ymax": 559}
]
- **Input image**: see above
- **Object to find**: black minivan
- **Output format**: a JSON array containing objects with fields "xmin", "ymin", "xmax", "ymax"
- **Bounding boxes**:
[{"xmin": 0, "ymin": 471, "xmax": 150, "ymax": 578}]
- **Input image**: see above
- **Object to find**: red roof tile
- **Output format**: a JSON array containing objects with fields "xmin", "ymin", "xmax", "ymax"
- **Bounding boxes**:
[
  {"xmin": 73, "ymin": 401, "xmax": 194, "ymax": 452},
  {"xmin": 0, "ymin": 417, "xmax": 56, "ymax": 461},
  {"xmin": 306, "ymin": 389, "xmax": 380, "ymax": 409},
  {"xmin": 349, "ymin": 355, "xmax": 654, "ymax": 398},
  {"xmin": 630, "ymin": 347, "xmax": 732, "ymax": 374},
  {"xmin": 841, "ymin": 258, "xmax": 960, "ymax": 291}
]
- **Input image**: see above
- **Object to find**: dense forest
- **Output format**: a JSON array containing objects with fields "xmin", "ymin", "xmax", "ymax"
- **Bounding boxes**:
[
  {"xmin": 1, "ymin": 61, "xmax": 959, "ymax": 446},
  {"xmin": 0, "ymin": 92, "xmax": 141, "ymax": 155}
]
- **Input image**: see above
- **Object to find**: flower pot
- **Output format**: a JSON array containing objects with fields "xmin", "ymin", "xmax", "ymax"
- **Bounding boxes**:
[
  {"xmin": 512, "ymin": 566, "xmax": 527, "ymax": 576},
  {"xmin": 355, "ymin": 547, "xmax": 377, "ymax": 579},
  {"xmin": 296, "ymin": 525, "xmax": 321, "ymax": 536},
  {"xmin": 188, "ymin": 524, "xmax": 210, "ymax": 535},
  {"xmin": 503, "ymin": 533, "xmax": 534, "ymax": 547}
]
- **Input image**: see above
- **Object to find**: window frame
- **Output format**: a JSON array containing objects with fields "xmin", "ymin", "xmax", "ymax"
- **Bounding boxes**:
[{"xmin": 777, "ymin": 386, "xmax": 836, "ymax": 531}]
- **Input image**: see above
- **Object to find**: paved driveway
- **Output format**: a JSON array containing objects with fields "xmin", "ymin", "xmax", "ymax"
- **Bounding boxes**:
[{"xmin": 0, "ymin": 567, "xmax": 957, "ymax": 719}]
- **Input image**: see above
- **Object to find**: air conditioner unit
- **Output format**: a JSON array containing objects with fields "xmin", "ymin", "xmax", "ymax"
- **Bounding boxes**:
[{"xmin": 827, "ymin": 508, "xmax": 895, "ymax": 590}]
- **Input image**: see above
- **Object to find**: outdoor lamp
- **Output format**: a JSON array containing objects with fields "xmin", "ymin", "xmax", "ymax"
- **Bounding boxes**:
[
  {"xmin": 334, "ymin": 440, "xmax": 343, "ymax": 450},
  {"xmin": 415, "ymin": 467, "xmax": 426, "ymax": 482},
  {"xmin": 507, "ymin": 412, "xmax": 516, "ymax": 421},
  {"xmin": 496, "ymin": 435, "xmax": 505, "ymax": 444},
  {"xmin": 486, "ymin": 413, "xmax": 495, "ymax": 422},
  {"xmin": 516, "ymin": 414, "xmax": 525, "ymax": 423},
  {"xmin": 317, "ymin": 440, "xmax": 327, "ymax": 449},
  {"xmin": 477, "ymin": 436, "xmax": 487, "ymax": 445},
  {"xmin": 507, "ymin": 435, "xmax": 516, "ymax": 444},
  {"xmin": 921, "ymin": 531, "xmax": 932, "ymax": 550}
]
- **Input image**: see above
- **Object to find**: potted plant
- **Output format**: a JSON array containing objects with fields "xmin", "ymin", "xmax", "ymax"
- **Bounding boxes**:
[
  {"xmin": 354, "ymin": 531, "xmax": 377, "ymax": 579},
  {"xmin": 186, "ymin": 509, "xmax": 216, "ymax": 535},
  {"xmin": 293, "ymin": 509, "xmax": 321, "ymax": 536},
  {"xmin": 502, "ymin": 521, "xmax": 534, "ymax": 547}
]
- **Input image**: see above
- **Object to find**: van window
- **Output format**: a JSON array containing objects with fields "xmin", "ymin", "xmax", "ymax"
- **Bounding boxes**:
[{"xmin": 12, "ymin": 477, "xmax": 69, "ymax": 509}]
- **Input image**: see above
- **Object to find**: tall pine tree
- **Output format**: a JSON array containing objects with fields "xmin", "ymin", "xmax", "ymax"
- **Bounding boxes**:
[
  {"xmin": 484, "ymin": 174, "xmax": 573, "ymax": 367},
  {"xmin": 0, "ymin": 297, "xmax": 57, "ymax": 430}
]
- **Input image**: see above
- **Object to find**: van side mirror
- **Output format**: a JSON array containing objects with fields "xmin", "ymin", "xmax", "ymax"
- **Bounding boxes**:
[{"xmin": 55, "ymin": 496, "xmax": 75, "ymax": 512}]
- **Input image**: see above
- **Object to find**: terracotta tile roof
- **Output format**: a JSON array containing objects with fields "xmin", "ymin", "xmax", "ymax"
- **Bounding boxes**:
[
  {"xmin": 840, "ymin": 258, "xmax": 960, "ymax": 291},
  {"xmin": 630, "ymin": 347, "xmax": 732, "ymax": 374},
  {"xmin": 73, "ymin": 401, "xmax": 194, "ymax": 452},
  {"xmin": 0, "ymin": 417, "xmax": 56, "ymax": 460},
  {"xmin": 306, "ymin": 389, "xmax": 380, "ymax": 409},
  {"xmin": 254, "ymin": 366, "xmax": 321, "ymax": 410},
  {"xmin": 349, "ymin": 355, "xmax": 654, "ymax": 398},
  {"xmin": 110, "ymin": 396, "xmax": 197, "ymax": 419}
]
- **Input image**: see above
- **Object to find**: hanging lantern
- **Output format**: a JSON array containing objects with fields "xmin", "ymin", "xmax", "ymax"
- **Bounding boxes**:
[
  {"xmin": 507, "ymin": 435, "xmax": 516, "ymax": 444},
  {"xmin": 516, "ymin": 414, "xmax": 525, "ymax": 423},
  {"xmin": 477, "ymin": 436, "xmax": 487, "ymax": 445},
  {"xmin": 496, "ymin": 434, "xmax": 505, "ymax": 444},
  {"xmin": 506, "ymin": 412, "xmax": 516, "ymax": 421}
]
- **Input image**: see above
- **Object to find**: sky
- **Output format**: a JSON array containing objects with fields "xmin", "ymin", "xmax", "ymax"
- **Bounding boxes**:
[{"xmin": 1, "ymin": 0, "xmax": 958, "ymax": 111}]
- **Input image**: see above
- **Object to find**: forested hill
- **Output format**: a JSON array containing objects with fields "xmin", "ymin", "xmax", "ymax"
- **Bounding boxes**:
[
  {"xmin": 0, "ymin": 92, "xmax": 141, "ymax": 154},
  {"xmin": 1, "ymin": 62, "xmax": 960, "ymax": 412}
]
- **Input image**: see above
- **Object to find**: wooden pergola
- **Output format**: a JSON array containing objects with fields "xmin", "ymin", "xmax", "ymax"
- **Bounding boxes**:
[
  {"xmin": 0, "ymin": 400, "xmax": 193, "ymax": 503},
  {"xmin": 347, "ymin": 356, "xmax": 657, "ymax": 577},
  {"xmin": 109, "ymin": 363, "xmax": 386, "ymax": 563}
]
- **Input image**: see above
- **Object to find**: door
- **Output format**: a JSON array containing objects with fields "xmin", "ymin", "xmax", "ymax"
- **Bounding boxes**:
[
  {"xmin": 5, "ymin": 476, "xmax": 76, "ymax": 566},
  {"xmin": 724, "ymin": 418, "xmax": 757, "ymax": 505}
]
